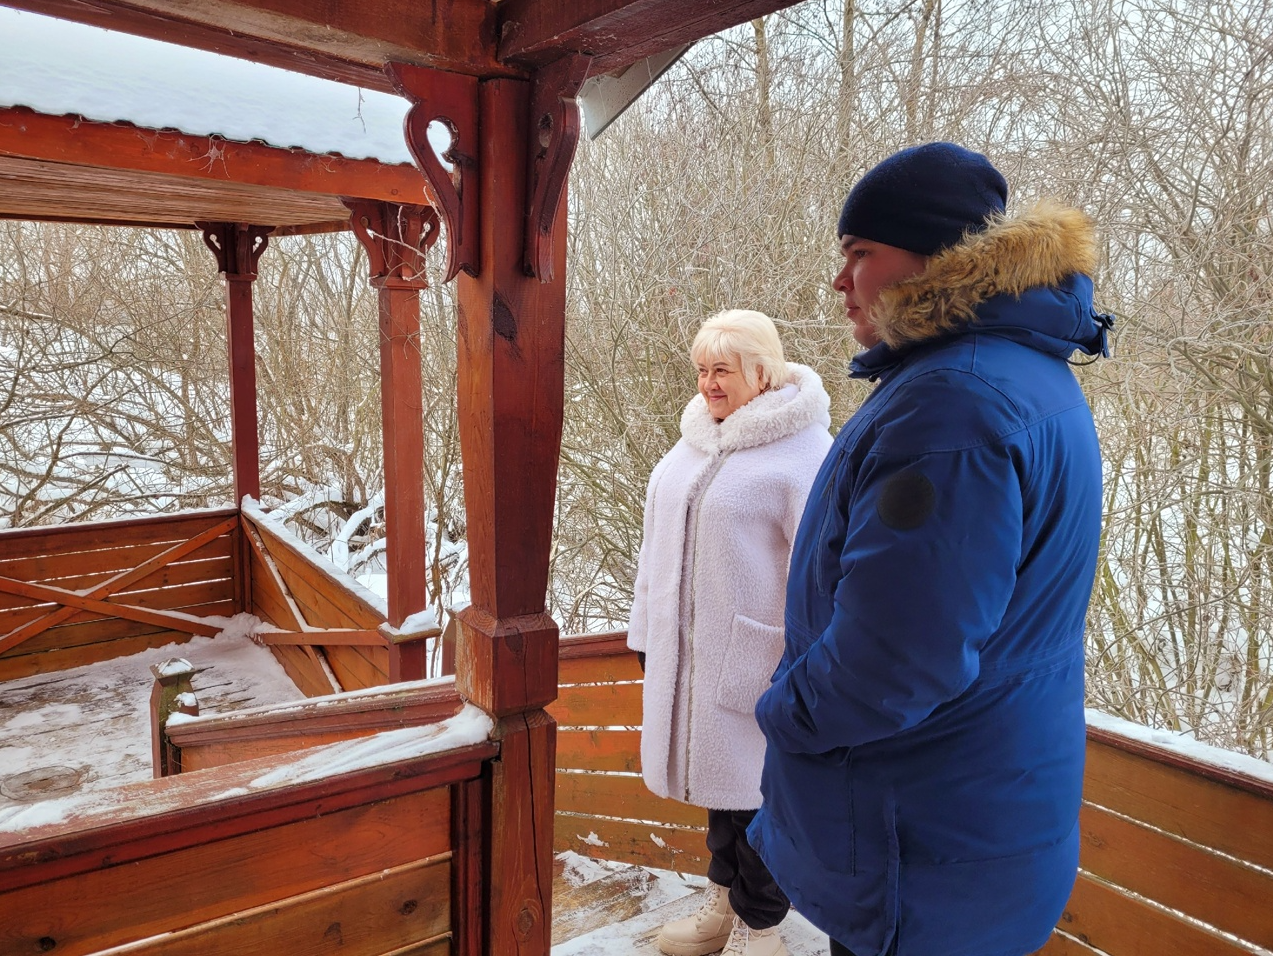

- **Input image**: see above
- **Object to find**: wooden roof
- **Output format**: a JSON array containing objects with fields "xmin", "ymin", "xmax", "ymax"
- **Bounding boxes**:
[
  {"xmin": 0, "ymin": 106, "xmax": 431, "ymax": 232},
  {"xmin": 0, "ymin": 0, "xmax": 802, "ymax": 231},
  {"xmin": 0, "ymin": 0, "xmax": 802, "ymax": 89}
]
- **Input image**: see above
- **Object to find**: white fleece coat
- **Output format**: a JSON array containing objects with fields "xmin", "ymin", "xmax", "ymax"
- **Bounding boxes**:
[{"xmin": 628, "ymin": 362, "xmax": 832, "ymax": 809}]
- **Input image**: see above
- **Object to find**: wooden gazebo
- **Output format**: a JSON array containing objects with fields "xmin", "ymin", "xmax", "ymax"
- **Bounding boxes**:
[{"xmin": 0, "ymin": 3, "xmax": 1270, "ymax": 955}]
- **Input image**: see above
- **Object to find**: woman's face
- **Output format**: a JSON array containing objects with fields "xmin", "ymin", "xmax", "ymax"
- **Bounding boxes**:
[{"xmin": 697, "ymin": 356, "xmax": 764, "ymax": 420}]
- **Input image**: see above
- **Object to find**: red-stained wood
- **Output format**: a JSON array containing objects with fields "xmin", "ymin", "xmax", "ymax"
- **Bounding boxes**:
[
  {"xmin": 0, "ymin": 536, "xmax": 232, "ymax": 593},
  {"xmin": 2, "ymin": 601, "xmax": 229, "ymax": 660},
  {"xmin": 0, "ymin": 555, "xmax": 232, "ymax": 622},
  {"xmin": 1084, "ymin": 733, "xmax": 1273, "ymax": 871},
  {"xmin": 0, "ymin": 738, "xmax": 497, "ymax": 891},
  {"xmin": 257, "ymin": 629, "xmax": 384, "ymax": 646},
  {"xmin": 344, "ymin": 200, "xmax": 434, "ymax": 643},
  {"xmin": 496, "ymin": 0, "xmax": 806, "ymax": 72},
  {"xmin": 553, "ymin": 811, "xmax": 709, "ymax": 876},
  {"xmin": 1055, "ymin": 873, "xmax": 1250, "ymax": 956},
  {"xmin": 558, "ymin": 630, "xmax": 633, "ymax": 660},
  {"xmin": 0, "ymin": 628, "xmax": 195, "ymax": 681},
  {"xmin": 389, "ymin": 64, "xmax": 481, "ymax": 283},
  {"xmin": 245, "ymin": 512, "xmax": 385, "ymax": 629},
  {"xmin": 168, "ymin": 680, "xmax": 463, "ymax": 754},
  {"xmin": 0, "ymin": 513, "xmax": 236, "ymax": 652},
  {"xmin": 325, "ymin": 643, "xmax": 390, "ymax": 691},
  {"xmin": 0, "ymin": 788, "xmax": 453, "ymax": 954},
  {"xmin": 452, "ymin": 77, "xmax": 567, "ymax": 718},
  {"xmin": 547, "ymin": 679, "xmax": 643, "ymax": 727},
  {"xmin": 0, "ymin": 575, "xmax": 224, "ymax": 639},
  {"xmin": 555, "ymin": 769, "xmax": 705, "ymax": 829},
  {"xmin": 487, "ymin": 713, "xmax": 556, "ymax": 956},
  {"xmin": 0, "ymin": 0, "xmax": 512, "ymax": 92},
  {"xmin": 555, "ymin": 728, "xmax": 641, "ymax": 773},
  {"xmin": 1077, "ymin": 803, "xmax": 1273, "ymax": 949},
  {"xmin": 200, "ymin": 222, "xmax": 270, "ymax": 502},
  {"xmin": 89, "ymin": 859, "xmax": 452, "ymax": 956},
  {"xmin": 0, "ymin": 508, "xmax": 238, "ymax": 554},
  {"xmin": 1031, "ymin": 931, "xmax": 1104, "ymax": 956},
  {"xmin": 452, "ymin": 776, "xmax": 486, "ymax": 956},
  {"xmin": 260, "ymin": 643, "xmax": 338, "ymax": 699},
  {"xmin": 0, "ymin": 107, "xmax": 431, "ymax": 203}
]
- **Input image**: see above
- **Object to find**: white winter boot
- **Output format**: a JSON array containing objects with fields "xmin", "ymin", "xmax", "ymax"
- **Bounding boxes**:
[
  {"xmin": 720, "ymin": 915, "xmax": 790, "ymax": 956},
  {"xmin": 656, "ymin": 880, "xmax": 735, "ymax": 956}
]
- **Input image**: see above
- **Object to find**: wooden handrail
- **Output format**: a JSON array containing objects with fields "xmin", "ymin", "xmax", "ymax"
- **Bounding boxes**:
[
  {"xmin": 0, "ymin": 721, "xmax": 496, "ymax": 892},
  {"xmin": 166, "ymin": 677, "xmax": 463, "ymax": 748}
]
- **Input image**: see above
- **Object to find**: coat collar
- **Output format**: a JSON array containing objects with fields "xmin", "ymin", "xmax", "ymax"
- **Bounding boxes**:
[
  {"xmin": 681, "ymin": 362, "xmax": 831, "ymax": 454},
  {"xmin": 871, "ymin": 200, "xmax": 1100, "ymax": 350}
]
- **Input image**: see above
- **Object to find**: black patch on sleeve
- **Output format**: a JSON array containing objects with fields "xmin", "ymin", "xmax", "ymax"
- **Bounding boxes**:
[{"xmin": 876, "ymin": 470, "xmax": 936, "ymax": 530}]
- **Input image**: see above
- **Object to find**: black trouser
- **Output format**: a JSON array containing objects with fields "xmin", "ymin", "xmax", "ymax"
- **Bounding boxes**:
[
  {"xmin": 705, "ymin": 808, "xmax": 790, "ymax": 930},
  {"xmin": 829, "ymin": 941, "xmax": 854, "ymax": 956}
]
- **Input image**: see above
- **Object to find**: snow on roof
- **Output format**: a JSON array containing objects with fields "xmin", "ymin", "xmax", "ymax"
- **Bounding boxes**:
[{"xmin": 0, "ymin": 7, "xmax": 416, "ymax": 165}]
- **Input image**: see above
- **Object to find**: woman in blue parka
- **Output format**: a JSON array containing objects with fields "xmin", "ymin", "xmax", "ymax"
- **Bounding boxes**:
[{"xmin": 747, "ymin": 144, "xmax": 1111, "ymax": 956}]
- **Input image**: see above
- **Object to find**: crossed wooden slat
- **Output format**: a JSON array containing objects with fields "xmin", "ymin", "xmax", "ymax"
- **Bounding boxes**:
[{"xmin": 0, "ymin": 515, "xmax": 239, "ymax": 655}]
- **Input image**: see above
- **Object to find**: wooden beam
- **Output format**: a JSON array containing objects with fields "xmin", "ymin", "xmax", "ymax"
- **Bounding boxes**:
[
  {"xmin": 0, "ymin": 108, "xmax": 432, "ymax": 206},
  {"xmin": 496, "ymin": 0, "xmax": 805, "ymax": 72},
  {"xmin": 0, "ymin": 575, "xmax": 225, "ymax": 638},
  {"xmin": 0, "ymin": 0, "xmax": 516, "ymax": 92}
]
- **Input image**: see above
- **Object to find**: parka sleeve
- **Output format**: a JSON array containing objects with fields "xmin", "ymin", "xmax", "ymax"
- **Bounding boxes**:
[{"xmin": 756, "ymin": 398, "xmax": 1028, "ymax": 754}]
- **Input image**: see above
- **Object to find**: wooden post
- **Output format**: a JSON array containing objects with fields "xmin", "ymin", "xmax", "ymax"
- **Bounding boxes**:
[
  {"xmin": 343, "ymin": 200, "xmax": 440, "ymax": 677},
  {"xmin": 392, "ymin": 59, "xmax": 576, "ymax": 956},
  {"xmin": 149, "ymin": 658, "xmax": 199, "ymax": 777},
  {"xmin": 199, "ymin": 222, "xmax": 270, "ymax": 618},
  {"xmin": 454, "ymin": 77, "xmax": 565, "ymax": 956},
  {"xmin": 198, "ymin": 222, "xmax": 270, "ymax": 503}
]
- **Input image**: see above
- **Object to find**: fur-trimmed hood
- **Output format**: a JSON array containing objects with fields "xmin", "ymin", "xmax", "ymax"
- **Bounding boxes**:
[
  {"xmin": 681, "ymin": 362, "xmax": 832, "ymax": 455},
  {"xmin": 867, "ymin": 200, "xmax": 1108, "ymax": 355}
]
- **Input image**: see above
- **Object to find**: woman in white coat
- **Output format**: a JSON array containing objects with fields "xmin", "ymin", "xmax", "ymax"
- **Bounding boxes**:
[{"xmin": 628, "ymin": 310, "xmax": 832, "ymax": 956}]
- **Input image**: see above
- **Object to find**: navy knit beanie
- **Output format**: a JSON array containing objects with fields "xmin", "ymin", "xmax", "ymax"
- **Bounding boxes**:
[{"xmin": 837, "ymin": 142, "xmax": 1008, "ymax": 256}]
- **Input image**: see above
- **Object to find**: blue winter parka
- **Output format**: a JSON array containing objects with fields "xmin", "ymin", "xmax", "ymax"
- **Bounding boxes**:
[{"xmin": 748, "ymin": 203, "xmax": 1111, "ymax": 956}]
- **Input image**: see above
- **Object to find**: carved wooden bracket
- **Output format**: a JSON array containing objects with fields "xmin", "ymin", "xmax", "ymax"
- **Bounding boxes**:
[
  {"xmin": 387, "ymin": 62, "xmax": 480, "ymax": 283},
  {"xmin": 197, "ymin": 222, "xmax": 272, "ymax": 279},
  {"xmin": 341, "ymin": 199, "xmax": 440, "ymax": 290},
  {"xmin": 525, "ymin": 55, "xmax": 590, "ymax": 281}
]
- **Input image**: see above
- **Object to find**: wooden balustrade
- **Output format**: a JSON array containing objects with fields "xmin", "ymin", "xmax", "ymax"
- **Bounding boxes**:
[
  {"xmin": 0, "ymin": 717, "xmax": 496, "ymax": 956},
  {"xmin": 552, "ymin": 631, "xmax": 1273, "ymax": 953},
  {"xmin": 0, "ymin": 510, "xmax": 239, "ymax": 680},
  {"xmin": 165, "ymin": 677, "xmax": 465, "ymax": 772}
]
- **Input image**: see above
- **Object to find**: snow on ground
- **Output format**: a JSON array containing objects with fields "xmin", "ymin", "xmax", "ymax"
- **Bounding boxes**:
[
  {"xmin": 0, "ymin": 624, "xmax": 304, "ymax": 810},
  {"xmin": 550, "ymin": 851, "xmax": 831, "ymax": 956}
]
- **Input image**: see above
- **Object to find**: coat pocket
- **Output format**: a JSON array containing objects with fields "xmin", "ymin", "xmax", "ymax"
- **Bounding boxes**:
[{"xmin": 715, "ymin": 614, "xmax": 785, "ymax": 715}]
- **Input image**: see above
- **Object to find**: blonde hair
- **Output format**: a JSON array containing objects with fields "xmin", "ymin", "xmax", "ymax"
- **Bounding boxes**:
[{"xmin": 690, "ymin": 309, "xmax": 789, "ymax": 390}]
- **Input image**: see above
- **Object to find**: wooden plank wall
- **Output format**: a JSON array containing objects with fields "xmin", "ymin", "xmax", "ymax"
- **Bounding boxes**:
[
  {"xmin": 241, "ymin": 510, "xmax": 391, "ymax": 694},
  {"xmin": 552, "ymin": 631, "xmax": 1273, "ymax": 952},
  {"xmin": 1036, "ymin": 727, "xmax": 1273, "ymax": 956},
  {"xmin": 0, "ymin": 510, "xmax": 238, "ymax": 681},
  {"xmin": 0, "ymin": 735, "xmax": 495, "ymax": 956},
  {"xmin": 549, "ymin": 632, "xmax": 710, "ymax": 875}
]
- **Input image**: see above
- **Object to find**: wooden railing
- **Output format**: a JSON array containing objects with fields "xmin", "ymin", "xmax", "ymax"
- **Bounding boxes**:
[
  {"xmin": 1038, "ymin": 714, "xmax": 1273, "ymax": 956},
  {"xmin": 550, "ymin": 632, "xmax": 710, "ymax": 874},
  {"xmin": 552, "ymin": 631, "xmax": 1273, "ymax": 952},
  {"xmin": 0, "ymin": 509, "xmax": 238, "ymax": 681},
  {"xmin": 0, "ymin": 714, "xmax": 496, "ymax": 956},
  {"xmin": 164, "ymin": 677, "xmax": 465, "ymax": 772},
  {"xmin": 240, "ymin": 508, "xmax": 440, "ymax": 694}
]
